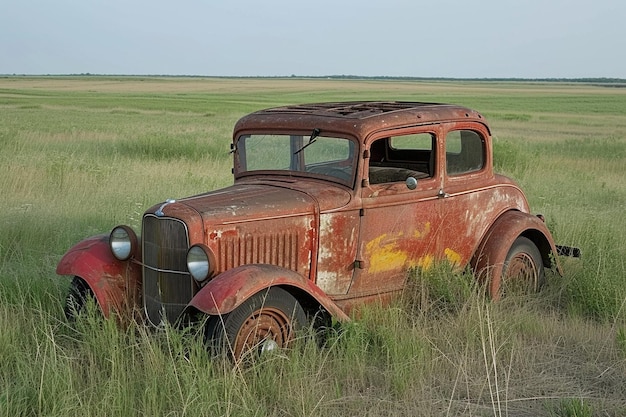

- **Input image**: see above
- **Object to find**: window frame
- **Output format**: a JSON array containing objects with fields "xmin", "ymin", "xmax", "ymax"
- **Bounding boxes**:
[{"xmin": 444, "ymin": 129, "xmax": 486, "ymax": 177}]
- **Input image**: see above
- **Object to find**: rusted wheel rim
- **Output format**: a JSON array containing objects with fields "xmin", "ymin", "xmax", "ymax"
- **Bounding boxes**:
[
  {"xmin": 503, "ymin": 252, "xmax": 538, "ymax": 294},
  {"xmin": 233, "ymin": 307, "xmax": 293, "ymax": 361}
]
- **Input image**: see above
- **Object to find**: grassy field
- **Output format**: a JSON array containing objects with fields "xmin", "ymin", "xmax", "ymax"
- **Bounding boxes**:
[{"xmin": 1, "ymin": 77, "xmax": 625, "ymax": 416}]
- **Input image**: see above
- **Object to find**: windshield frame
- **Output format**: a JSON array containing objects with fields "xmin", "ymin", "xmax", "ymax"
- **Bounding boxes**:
[{"xmin": 233, "ymin": 131, "xmax": 359, "ymax": 187}]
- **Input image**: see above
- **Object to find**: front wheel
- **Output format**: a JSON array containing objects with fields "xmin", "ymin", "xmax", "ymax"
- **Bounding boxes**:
[
  {"xmin": 500, "ymin": 236, "xmax": 545, "ymax": 296},
  {"xmin": 64, "ymin": 276, "xmax": 95, "ymax": 320},
  {"xmin": 206, "ymin": 287, "xmax": 308, "ymax": 363}
]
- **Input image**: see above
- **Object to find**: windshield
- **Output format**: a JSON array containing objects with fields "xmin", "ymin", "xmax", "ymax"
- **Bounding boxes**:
[{"xmin": 235, "ymin": 133, "xmax": 356, "ymax": 185}]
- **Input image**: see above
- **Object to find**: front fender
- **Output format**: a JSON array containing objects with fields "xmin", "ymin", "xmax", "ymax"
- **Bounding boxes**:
[
  {"xmin": 185, "ymin": 264, "xmax": 350, "ymax": 322},
  {"xmin": 56, "ymin": 234, "xmax": 141, "ymax": 318},
  {"xmin": 471, "ymin": 210, "xmax": 563, "ymax": 298}
]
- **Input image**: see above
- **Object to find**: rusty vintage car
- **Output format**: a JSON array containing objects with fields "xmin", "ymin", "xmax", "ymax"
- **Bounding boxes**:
[{"xmin": 57, "ymin": 101, "xmax": 577, "ymax": 360}]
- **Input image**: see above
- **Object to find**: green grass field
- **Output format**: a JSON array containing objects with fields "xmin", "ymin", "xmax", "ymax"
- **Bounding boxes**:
[{"xmin": 1, "ymin": 77, "xmax": 625, "ymax": 416}]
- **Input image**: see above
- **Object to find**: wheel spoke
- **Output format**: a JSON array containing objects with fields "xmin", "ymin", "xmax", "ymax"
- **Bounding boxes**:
[
  {"xmin": 500, "ymin": 237, "xmax": 544, "ymax": 297},
  {"xmin": 234, "ymin": 307, "xmax": 292, "ymax": 360},
  {"xmin": 504, "ymin": 253, "xmax": 537, "ymax": 294}
]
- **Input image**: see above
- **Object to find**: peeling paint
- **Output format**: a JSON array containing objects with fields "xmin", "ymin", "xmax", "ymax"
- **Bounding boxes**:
[
  {"xmin": 366, "ymin": 234, "xmax": 408, "ymax": 274},
  {"xmin": 316, "ymin": 271, "xmax": 337, "ymax": 290},
  {"xmin": 317, "ymin": 215, "xmax": 334, "ymax": 262},
  {"xmin": 316, "ymin": 211, "xmax": 359, "ymax": 295}
]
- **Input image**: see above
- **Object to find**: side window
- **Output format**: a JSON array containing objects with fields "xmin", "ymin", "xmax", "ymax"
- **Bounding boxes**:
[
  {"xmin": 368, "ymin": 133, "xmax": 434, "ymax": 184},
  {"xmin": 446, "ymin": 130, "xmax": 485, "ymax": 175}
]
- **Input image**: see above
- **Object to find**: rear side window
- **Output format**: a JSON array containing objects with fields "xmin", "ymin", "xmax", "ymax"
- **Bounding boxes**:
[{"xmin": 446, "ymin": 130, "xmax": 485, "ymax": 175}]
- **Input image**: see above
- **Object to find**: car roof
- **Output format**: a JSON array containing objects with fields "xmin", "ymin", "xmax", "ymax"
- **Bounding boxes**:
[{"xmin": 234, "ymin": 101, "xmax": 489, "ymax": 138}]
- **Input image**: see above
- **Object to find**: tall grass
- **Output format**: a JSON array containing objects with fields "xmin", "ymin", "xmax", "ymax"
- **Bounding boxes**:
[{"xmin": 1, "ymin": 77, "xmax": 626, "ymax": 416}]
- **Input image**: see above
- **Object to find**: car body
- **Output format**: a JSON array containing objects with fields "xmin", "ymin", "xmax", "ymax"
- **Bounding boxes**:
[{"xmin": 57, "ymin": 101, "xmax": 577, "ymax": 361}]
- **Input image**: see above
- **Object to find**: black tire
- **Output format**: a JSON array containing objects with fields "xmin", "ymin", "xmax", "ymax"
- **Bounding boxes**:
[
  {"xmin": 501, "ymin": 236, "xmax": 545, "ymax": 296},
  {"xmin": 206, "ymin": 287, "xmax": 308, "ymax": 363},
  {"xmin": 64, "ymin": 277, "xmax": 95, "ymax": 320}
]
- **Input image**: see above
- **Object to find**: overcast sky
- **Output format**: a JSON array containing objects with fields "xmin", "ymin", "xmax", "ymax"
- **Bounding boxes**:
[{"xmin": 2, "ymin": 0, "xmax": 624, "ymax": 78}]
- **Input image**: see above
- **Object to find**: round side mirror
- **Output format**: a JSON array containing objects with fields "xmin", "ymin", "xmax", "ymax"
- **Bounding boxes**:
[{"xmin": 406, "ymin": 176, "xmax": 418, "ymax": 190}]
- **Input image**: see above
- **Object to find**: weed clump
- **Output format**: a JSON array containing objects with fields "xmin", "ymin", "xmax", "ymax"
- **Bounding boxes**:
[{"xmin": 402, "ymin": 264, "xmax": 481, "ymax": 318}]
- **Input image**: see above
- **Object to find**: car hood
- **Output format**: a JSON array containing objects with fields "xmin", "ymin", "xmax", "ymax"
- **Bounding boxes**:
[{"xmin": 148, "ymin": 178, "xmax": 352, "ymax": 225}]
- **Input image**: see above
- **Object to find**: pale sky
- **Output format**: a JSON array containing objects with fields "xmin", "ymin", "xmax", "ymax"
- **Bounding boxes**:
[{"xmin": 2, "ymin": 0, "xmax": 625, "ymax": 78}]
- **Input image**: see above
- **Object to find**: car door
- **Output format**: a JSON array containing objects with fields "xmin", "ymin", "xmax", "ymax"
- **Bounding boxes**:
[{"xmin": 348, "ymin": 128, "xmax": 444, "ymax": 301}]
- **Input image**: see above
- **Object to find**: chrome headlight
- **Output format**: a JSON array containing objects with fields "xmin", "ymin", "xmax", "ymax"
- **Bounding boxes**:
[
  {"xmin": 187, "ymin": 244, "xmax": 215, "ymax": 283},
  {"xmin": 109, "ymin": 225, "xmax": 138, "ymax": 261}
]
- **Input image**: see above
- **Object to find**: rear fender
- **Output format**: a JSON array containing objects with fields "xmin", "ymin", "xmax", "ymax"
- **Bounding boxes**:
[
  {"xmin": 56, "ymin": 234, "xmax": 141, "ymax": 318},
  {"xmin": 184, "ymin": 264, "xmax": 350, "ymax": 322},
  {"xmin": 471, "ymin": 210, "xmax": 562, "ymax": 298}
]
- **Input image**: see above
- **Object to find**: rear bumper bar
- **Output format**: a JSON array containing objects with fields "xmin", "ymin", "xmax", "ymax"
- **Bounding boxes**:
[{"xmin": 556, "ymin": 245, "xmax": 581, "ymax": 258}]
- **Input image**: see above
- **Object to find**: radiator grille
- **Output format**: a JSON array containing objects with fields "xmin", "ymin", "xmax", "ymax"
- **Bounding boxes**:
[
  {"xmin": 217, "ymin": 232, "xmax": 300, "ymax": 273},
  {"xmin": 142, "ymin": 215, "xmax": 192, "ymax": 326}
]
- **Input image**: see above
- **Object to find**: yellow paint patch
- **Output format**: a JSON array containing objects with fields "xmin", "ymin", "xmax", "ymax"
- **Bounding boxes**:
[
  {"xmin": 444, "ymin": 248, "xmax": 462, "ymax": 266},
  {"xmin": 364, "ymin": 224, "xmax": 434, "ymax": 274},
  {"xmin": 369, "ymin": 247, "xmax": 408, "ymax": 274},
  {"xmin": 366, "ymin": 234, "xmax": 408, "ymax": 274},
  {"xmin": 365, "ymin": 234, "xmax": 388, "ymax": 253}
]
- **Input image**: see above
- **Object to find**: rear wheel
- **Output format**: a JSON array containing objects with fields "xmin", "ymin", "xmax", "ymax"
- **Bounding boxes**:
[
  {"xmin": 501, "ymin": 237, "xmax": 545, "ymax": 296},
  {"xmin": 206, "ymin": 287, "xmax": 307, "ymax": 363}
]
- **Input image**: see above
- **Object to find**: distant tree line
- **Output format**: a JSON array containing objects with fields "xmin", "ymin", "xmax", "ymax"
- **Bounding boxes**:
[
  {"xmin": 3, "ymin": 73, "xmax": 625, "ymax": 85},
  {"xmin": 308, "ymin": 75, "xmax": 626, "ymax": 84}
]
